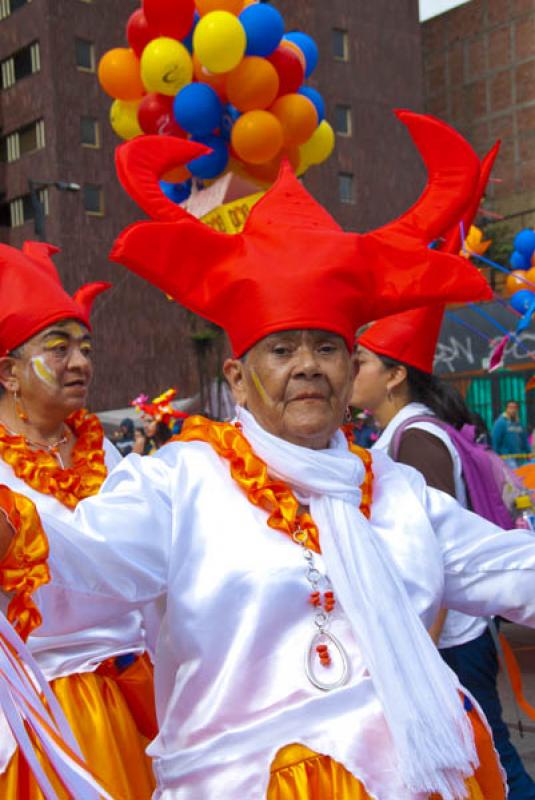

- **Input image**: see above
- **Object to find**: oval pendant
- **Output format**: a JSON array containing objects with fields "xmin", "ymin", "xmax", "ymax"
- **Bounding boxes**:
[{"xmin": 305, "ymin": 630, "xmax": 350, "ymax": 692}]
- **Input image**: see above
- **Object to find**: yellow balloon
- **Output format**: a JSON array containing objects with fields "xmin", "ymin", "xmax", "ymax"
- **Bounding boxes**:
[
  {"xmin": 299, "ymin": 120, "xmax": 335, "ymax": 166},
  {"xmin": 140, "ymin": 37, "xmax": 193, "ymax": 96},
  {"xmin": 193, "ymin": 11, "xmax": 246, "ymax": 74},
  {"xmin": 110, "ymin": 99, "xmax": 143, "ymax": 140}
]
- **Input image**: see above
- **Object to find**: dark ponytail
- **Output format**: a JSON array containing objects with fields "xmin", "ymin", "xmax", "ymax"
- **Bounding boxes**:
[{"xmin": 378, "ymin": 355, "xmax": 473, "ymax": 430}]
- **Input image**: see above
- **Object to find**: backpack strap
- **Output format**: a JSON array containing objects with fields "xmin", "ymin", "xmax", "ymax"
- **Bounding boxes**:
[{"xmin": 390, "ymin": 414, "xmax": 449, "ymax": 460}]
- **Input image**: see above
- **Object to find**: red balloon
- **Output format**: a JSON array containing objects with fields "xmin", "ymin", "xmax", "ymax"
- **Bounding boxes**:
[
  {"xmin": 126, "ymin": 9, "xmax": 159, "ymax": 57},
  {"xmin": 267, "ymin": 44, "xmax": 305, "ymax": 96},
  {"xmin": 143, "ymin": 0, "xmax": 196, "ymax": 40},
  {"xmin": 138, "ymin": 93, "xmax": 187, "ymax": 136}
]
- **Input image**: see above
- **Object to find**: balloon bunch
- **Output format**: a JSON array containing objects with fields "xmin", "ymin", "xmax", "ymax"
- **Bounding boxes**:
[
  {"xmin": 98, "ymin": 0, "xmax": 334, "ymax": 200},
  {"xmin": 504, "ymin": 228, "xmax": 535, "ymax": 329}
]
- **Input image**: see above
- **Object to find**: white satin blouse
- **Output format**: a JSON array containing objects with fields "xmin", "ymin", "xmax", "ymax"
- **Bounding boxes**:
[{"xmin": 34, "ymin": 439, "xmax": 535, "ymax": 800}]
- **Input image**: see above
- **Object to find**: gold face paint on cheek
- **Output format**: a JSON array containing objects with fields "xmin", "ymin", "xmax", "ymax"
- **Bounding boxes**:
[
  {"xmin": 250, "ymin": 368, "xmax": 275, "ymax": 406},
  {"xmin": 31, "ymin": 356, "xmax": 58, "ymax": 390}
]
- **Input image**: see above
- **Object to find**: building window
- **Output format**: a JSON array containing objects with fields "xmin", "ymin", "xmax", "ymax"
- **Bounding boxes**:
[
  {"xmin": 1, "ymin": 41, "xmax": 40, "ymax": 89},
  {"xmin": 332, "ymin": 29, "xmax": 349, "ymax": 62},
  {"xmin": 338, "ymin": 173, "xmax": 355, "ymax": 204},
  {"xmin": 334, "ymin": 105, "xmax": 352, "ymax": 136},
  {"xmin": 0, "ymin": 0, "xmax": 29, "ymax": 21},
  {"xmin": 0, "ymin": 119, "xmax": 45, "ymax": 163},
  {"xmin": 83, "ymin": 184, "xmax": 103, "ymax": 215},
  {"xmin": 75, "ymin": 38, "xmax": 95, "ymax": 72},
  {"xmin": 80, "ymin": 116, "xmax": 100, "ymax": 148},
  {"xmin": 0, "ymin": 189, "xmax": 48, "ymax": 228}
]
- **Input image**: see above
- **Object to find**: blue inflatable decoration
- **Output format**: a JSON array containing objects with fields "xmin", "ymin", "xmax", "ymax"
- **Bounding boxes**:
[
  {"xmin": 297, "ymin": 86, "xmax": 324, "ymax": 122},
  {"xmin": 513, "ymin": 228, "xmax": 535, "ymax": 258},
  {"xmin": 188, "ymin": 134, "xmax": 229, "ymax": 180},
  {"xmin": 160, "ymin": 179, "xmax": 192, "ymax": 204},
  {"xmin": 510, "ymin": 288, "xmax": 535, "ymax": 314},
  {"xmin": 510, "ymin": 250, "xmax": 531, "ymax": 271},
  {"xmin": 173, "ymin": 83, "xmax": 222, "ymax": 136},
  {"xmin": 285, "ymin": 31, "xmax": 318, "ymax": 77},
  {"xmin": 240, "ymin": 4, "xmax": 285, "ymax": 57},
  {"xmin": 220, "ymin": 103, "xmax": 241, "ymax": 141}
]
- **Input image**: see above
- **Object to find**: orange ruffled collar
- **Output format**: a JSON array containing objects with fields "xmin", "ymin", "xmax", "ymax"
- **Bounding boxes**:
[
  {"xmin": 177, "ymin": 416, "xmax": 373, "ymax": 555},
  {"xmin": 0, "ymin": 409, "xmax": 108, "ymax": 510}
]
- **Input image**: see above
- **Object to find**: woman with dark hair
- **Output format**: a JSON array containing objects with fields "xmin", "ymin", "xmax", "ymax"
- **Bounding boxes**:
[{"xmin": 352, "ymin": 305, "xmax": 535, "ymax": 800}]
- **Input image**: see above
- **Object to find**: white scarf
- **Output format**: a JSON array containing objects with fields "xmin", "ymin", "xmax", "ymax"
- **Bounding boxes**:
[{"xmin": 236, "ymin": 406, "xmax": 477, "ymax": 799}]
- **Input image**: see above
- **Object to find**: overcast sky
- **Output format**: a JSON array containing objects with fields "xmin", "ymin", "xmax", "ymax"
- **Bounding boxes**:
[{"xmin": 419, "ymin": 0, "xmax": 470, "ymax": 21}]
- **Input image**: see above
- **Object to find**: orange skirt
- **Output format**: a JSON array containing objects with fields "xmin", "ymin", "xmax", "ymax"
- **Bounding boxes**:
[
  {"xmin": 268, "ymin": 705, "xmax": 505, "ymax": 800},
  {"xmin": 0, "ymin": 663, "xmax": 156, "ymax": 800}
]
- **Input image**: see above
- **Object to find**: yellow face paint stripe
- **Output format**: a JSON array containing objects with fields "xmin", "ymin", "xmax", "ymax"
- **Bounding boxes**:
[
  {"xmin": 31, "ymin": 356, "xmax": 57, "ymax": 388},
  {"xmin": 250, "ymin": 369, "xmax": 271, "ymax": 405},
  {"xmin": 43, "ymin": 338, "xmax": 68, "ymax": 350}
]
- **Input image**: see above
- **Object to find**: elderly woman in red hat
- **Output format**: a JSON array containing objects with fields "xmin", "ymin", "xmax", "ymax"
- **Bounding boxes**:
[
  {"xmin": 3, "ymin": 114, "xmax": 535, "ymax": 800},
  {"xmin": 0, "ymin": 242, "xmax": 156, "ymax": 797}
]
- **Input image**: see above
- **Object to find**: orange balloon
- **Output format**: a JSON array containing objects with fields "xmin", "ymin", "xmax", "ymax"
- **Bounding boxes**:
[
  {"xmin": 98, "ymin": 48, "xmax": 144, "ymax": 101},
  {"xmin": 270, "ymin": 93, "xmax": 318, "ymax": 147},
  {"xmin": 162, "ymin": 165, "xmax": 191, "ymax": 182},
  {"xmin": 231, "ymin": 110, "xmax": 283, "ymax": 164},
  {"xmin": 505, "ymin": 269, "xmax": 531, "ymax": 296},
  {"xmin": 192, "ymin": 53, "xmax": 229, "ymax": 100},
  {"xmin": 195, "ymin": 0, "xmax": 243, "ymax": 14},
  {"xmin": 244, "ymin": 147, "xmax": 299, "ymax": 184},
  {"xmin": 226, "ymin": 57, "xmax": 279, "ymax": 112}
]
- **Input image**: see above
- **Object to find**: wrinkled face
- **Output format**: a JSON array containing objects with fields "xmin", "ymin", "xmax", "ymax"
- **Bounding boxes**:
[
  {"xmin": 350, "ymin": 346, "xmax": 393, "ymax": 412},
  {"xmin": 3, "ymin": 319, "xmax": 93, "ymax": 414},
  {"xmin": 224, "ymin": 329, "xmax": 354, "ymax": 449}
]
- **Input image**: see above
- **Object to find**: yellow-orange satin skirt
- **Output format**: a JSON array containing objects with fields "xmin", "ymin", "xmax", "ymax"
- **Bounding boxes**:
[
  {"xmin": 268, "ymin": 705, "xmax": 505, "ymax": 799},
  {"xmin": 0, "ymin": 657, "xmax": 157, "ymax": 800}
]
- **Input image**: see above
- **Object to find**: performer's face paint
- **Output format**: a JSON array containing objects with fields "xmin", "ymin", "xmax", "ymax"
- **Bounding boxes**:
[
  {"xmin": 224, "ymin": 329, "xmax": 354, "ymax": 450},
  {"xmin": 14, "ymin": 319, "xmax": 93, "ymax": 415}
]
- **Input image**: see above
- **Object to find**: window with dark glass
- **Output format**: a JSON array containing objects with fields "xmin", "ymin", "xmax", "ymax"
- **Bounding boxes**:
[
  {"xmin": 80, "ymin": 117, "xmax": 100, "ymax": 147},
  {"xmin": 75, "ymin": 38, "xmax": 95, "ymax": 71},
  {"xmin": 334, "ymin": 105, "xmax": 352, "ymax": 136},
  {"xmin": 338, "ymin": 173, "xmax": 355, "ymax": 204},
  {"xmin": 83, "ymin": 184, "xmax": 103, "ymax": 215},
  {"xmin": 332, "ymin": 29, "xmax": 349, "ymax": 61}
]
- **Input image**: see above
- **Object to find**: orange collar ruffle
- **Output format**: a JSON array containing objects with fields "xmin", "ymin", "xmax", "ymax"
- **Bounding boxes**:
[
  {"xmin": 0, "ymin": 409, "xmax": 108, "ymax": 509},
  {"xmin": 176, "ymin": 416, "xmax": 373, "ymax": 555}
]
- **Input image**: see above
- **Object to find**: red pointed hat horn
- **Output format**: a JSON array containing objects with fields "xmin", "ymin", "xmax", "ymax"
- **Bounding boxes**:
[
  {"xmin": 115, "ymin": 135, "xmax": 210, "ymax": 222},
  {"xmin": 358, "ymin": 141, "xmax": 500, "ymax": 374},
  {"xmin": 72, "ymin": 282, "xmax": 112, "ymax": 319},
  {"xmin": 110, "ymin": 112, "xmax": 492, "ymax": 358}
]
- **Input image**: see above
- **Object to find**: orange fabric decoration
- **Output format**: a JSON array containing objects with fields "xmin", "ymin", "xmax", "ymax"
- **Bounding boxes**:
[
  {"xmin": 0, "ymin": 409, "xmax": 108, "ymax": 510},
  {"xmin": 176, "ymin": 416, "xmax": 373, "ymax": 554},
  {"xmin": 498, "ymin": 632, "xmax": 535, "ymax": 722},
  {"xmin": 0, "ymin": 486, "xmax": 49, "ymax": 640},
  {"xmin": 97, "ymin": 652, "xmax": 158, "ymax": 740}
]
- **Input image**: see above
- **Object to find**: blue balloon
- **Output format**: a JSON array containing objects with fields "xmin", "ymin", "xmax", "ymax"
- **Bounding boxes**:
[
  {"xmin": 297, "ymin": 87, "xmax": 324, "ymax": 122},
  {"xmin": 173, "ymin": 83, "xmax": 222, "ymax": 136},
  {"xmin": 220, "ymin": 103, "xmax": 241, "ymax": 142},
  {"xmin": 285, "ymin": 32, "xmax": 318, "ymax": 77},
  {"xmin": 510, "ymin": 250, "xmax": 531, "ymax": 270},
  {"xmin": 510, "ymin": 289, "xmax": 535, "ymax": 314},
  {"xmin": 514, "ymin": 228, "xmax": 535, "ymax": 258},
  {"xmin": 240, "ymin": 4, "xmax": 284, "ymax": 57},
  {"xmin": 188, "ymin": 135, "xmax": 228, "ymax": 180},
  {"xmin": 159, "ymin": 179, "xmax": 192, "ymax": 204}
]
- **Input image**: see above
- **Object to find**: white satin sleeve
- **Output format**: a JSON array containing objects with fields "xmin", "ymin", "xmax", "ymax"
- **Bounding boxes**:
[
  {"xmin": 35, "ymin": 448, "xmax": 176, "ymax": 635},
  {"xmin": 425, "ymin": 484, "xmax": 535, "ymax": 626}
]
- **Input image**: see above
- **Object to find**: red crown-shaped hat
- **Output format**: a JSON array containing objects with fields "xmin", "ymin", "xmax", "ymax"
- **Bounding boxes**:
[
  {"xmin": 358, "ymin": 142, "xmax": 500, "ymax": 373},
  {"xmin": 110, "ymin": 111, "xmax": 492, "ymax": 357},
  {"xmin": 0, "ymin": 241, "xmax": 111, "ymax": 355}
]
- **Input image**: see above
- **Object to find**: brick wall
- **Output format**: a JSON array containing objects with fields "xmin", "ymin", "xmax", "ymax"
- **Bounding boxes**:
[{"xmin": 422, "ymin": 0, "xmax": 535, "ymax": 221}]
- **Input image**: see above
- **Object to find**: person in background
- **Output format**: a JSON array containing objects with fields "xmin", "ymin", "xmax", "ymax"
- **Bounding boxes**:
[
  {"xmin": 112, "ymin": 416, "xmax": 135, "ymax": 456},
  {"xmin": 492, "ymin": 400, "xmax": 530, "ymax": 467},
  {"xmin": 352, "ymin": 411, "xmax": 379, "ymax": 448},
  {"xmin": 352, "ymin": 305, "xmax": 535, "ymax": 800},
  {"xmin": 0, "ymin": 242, "xmax": 156, "ymax": 798}
]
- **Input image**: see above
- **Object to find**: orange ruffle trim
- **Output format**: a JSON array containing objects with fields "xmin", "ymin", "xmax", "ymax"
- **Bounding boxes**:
[
  {"xmin": 177, "ymin": 416, "xmax": 373, "ymax": 554},
  {"xmin": 0, "ymin": 409, "xmax": 107, "ymax": 510},
  {"xmin": 0, "ymin": 486, "xmax": 49, "ymax": 640}
]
